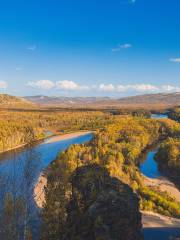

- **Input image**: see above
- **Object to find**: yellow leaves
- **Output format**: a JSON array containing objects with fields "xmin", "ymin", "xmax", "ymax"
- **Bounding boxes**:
[
  {"xmin": 139, "ymin": 187, "xmax": 180, "ymax": 217},
  {"xmin": 106, "ymin": 160, "xmax": 121, "ymax": 178}
]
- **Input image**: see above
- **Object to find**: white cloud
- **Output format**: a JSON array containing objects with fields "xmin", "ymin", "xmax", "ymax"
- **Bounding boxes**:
[
  {"xmin": 97, "ymin": 83, "xmax": 179, "ymax": 93},
  {"xmin": 56, "ymin": 80, "xmax": 89, "ymax": 90},
  {"xmin": 98, "ymin": 84, "xmax": 158, "ymax": 92},
  {"xmin": 27, "ymin": 80, "xmax": 55, "ymax": 90},
  {"xmin": 99, "ymin": 84, "xmax": 115, "ymax": 91},
  {"xmin": 26, "ymin": 80, "xmax": 180, "ymax": 94},
  {"xmin": 170, "ymin": 58, "xmax": 180, "ymax": 63},
  {"xmin": 112, "ymin": 43, "xmax": 132, "ymax": 52},
  {"xmin": 161, "ymin": 85, "xmax": 180, "ymax": 92},
  {"xmin": 27, "ymin": 45, "xmax": 37, "ymax": 51},
  {"xmin": 0, "ymin": 81, "xmax": 8, "ymax": 89},
  {"xmin": 27, "ymin": 80, "xmax": 89, "ymax": 91},
  {"xmin": 129, "ymin": 84, "xmax": 158, "ymax": 92}
]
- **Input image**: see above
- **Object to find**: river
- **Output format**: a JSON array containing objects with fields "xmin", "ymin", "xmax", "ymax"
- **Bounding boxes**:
[
  {"xmin": 0, "ymin": 132, "xmax": 93, "ymax": 238},
  {"xmin": 0, "ymin": 113, "xmax": 179, "ymax": 239},
  {"xmin": 151, "ymin": 113, "xmax": 168, "ymax": 119},
  {"xmin": 141, "ymin": 113, "xmax": 180, "ymax": 240},
  {"xmin": 140, "ymin": 113, "xmax": 167, "ymax": 179}
]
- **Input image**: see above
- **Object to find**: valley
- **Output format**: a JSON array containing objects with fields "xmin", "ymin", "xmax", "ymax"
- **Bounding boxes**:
[{"xmin": 0, "ymin": 94, "xmax": 179, "ymax": 240}]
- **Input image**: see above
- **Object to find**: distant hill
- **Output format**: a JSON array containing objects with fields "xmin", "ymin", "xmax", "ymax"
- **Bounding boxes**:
[
  {"xmin": 117, "ymin": 92, "xmax": 180, "ymax": 108},
  {"xmin": 118, "ymin": 92, "xmax": 180, "ymax": 104},
  {"xmin": 0, "ymin": 94, "xmax": 36, "ymax": 109},
  {"xmin": 25, "ymin": 95, "xmax": 111, "ymax": 107},
  {"xmin": 25, "ymin": 92, "xmax": 180, "ymax": 109}
]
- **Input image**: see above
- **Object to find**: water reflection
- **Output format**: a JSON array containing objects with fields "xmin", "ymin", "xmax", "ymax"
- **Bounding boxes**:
[
  {"xmin": 0, "ymin": 132, "xmax": 93, "ymax": 239},
  {"xmin": 139, "ymin": 149, "xmax": 162, "ymax": 179}
]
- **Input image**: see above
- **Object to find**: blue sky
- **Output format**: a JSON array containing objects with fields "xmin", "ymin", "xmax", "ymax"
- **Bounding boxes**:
[{"xmin": 0, "ymin": 0, "xmax": 180, "ymax": 97}]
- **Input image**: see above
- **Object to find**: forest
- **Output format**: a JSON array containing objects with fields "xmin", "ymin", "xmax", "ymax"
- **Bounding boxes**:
[
  {"xmin": 0, "ymin": 110, "xmax": 114, "ymax": 152},
  {"xmin": 0, "ymin": 108, "xmax": 153, "ymax": 153},
  {"xmin": 41, "ymin": 116, "xmax": 180, "ymax": 239},
  {"xmin": 0, "ymin": 109, "xmax": 179, "ymax": 239}
]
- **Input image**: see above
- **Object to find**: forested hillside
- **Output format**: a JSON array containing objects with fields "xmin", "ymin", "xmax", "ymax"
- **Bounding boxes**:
[{"xmin": 41, "ymin": 116, "xmax": 180, "ymax": 239}]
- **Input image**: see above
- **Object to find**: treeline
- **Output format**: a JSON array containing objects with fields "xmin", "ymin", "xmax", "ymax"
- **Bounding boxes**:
[
  {"xmin": 0, "ymin": 120, "xmax": 43, "ymax": 152},
  {"xmin": 0, "ymin": 110, "xmax": 114, "ymax": 152},
  {"xmin": 103, "ymin": 108, "xmax": 151, "ymax": 118},
  {"xmin": 41, "ymin": 116, "xmax": 180, "ymax": 239}
]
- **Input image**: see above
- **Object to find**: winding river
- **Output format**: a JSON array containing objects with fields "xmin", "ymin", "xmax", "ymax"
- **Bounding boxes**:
[
  {"xmin": 0, "ymin": 132, "xmax": 93, "ymax": 238},
  {"xmin": 141, "ymin": 113, "xmax": 180, "ymax": 240},
  {"xmin": 140, "ymin": 113, "xmax": 168, "ymax": 179},
  {"xmin": 0, "ymin": 113, "xmax": 179, "ymax": 239}
]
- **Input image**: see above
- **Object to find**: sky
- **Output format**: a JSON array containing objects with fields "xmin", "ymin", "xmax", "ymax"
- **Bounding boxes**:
[{"xmin": 0, "ymin": 0, "xmax": 180, "ymax": 97}]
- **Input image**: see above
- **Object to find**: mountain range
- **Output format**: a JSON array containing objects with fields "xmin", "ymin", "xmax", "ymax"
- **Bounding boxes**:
[
  {"xmin": 25, "ymin": 92, "xmax": 180, "ymax": 109},
  {"xmin": 0, "ymin": 92, "xmax": 179, "ymax": 109}
]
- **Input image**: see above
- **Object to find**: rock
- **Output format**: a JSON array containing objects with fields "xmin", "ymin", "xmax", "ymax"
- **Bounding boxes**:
[{"xmin": 64, "ymin": 164, "xmax": 143, "ymax": 240}]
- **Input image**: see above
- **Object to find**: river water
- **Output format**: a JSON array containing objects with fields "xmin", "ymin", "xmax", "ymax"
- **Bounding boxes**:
[
  {"xmin": 0, "ymin": 132, "xmax": 93, "ymax": 238},
  {"xmin": 140, "ymin": 150, "xmax": 161, "ymax": 179},
  {"xmin": 140, "ymin": 113, "xmax": 168, "ymax": 178},
  {"xmin": 151, "ymin": 113, "xmax": 168, "ymax": 119},
  {"xmin": 0, "ymin": 132, "xmax": 93, "ymax": 185}
]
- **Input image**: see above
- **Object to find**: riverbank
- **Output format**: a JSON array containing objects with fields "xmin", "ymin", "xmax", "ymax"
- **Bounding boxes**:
[
  {"xmin": 35, "ymin": 173, "xmax": 180, "ymax": 229},
  {"xmin": 34, "ymin": 174, "xmax": 47, "ymax": 208},
  {"xmin": 0, "ymin": 134, "xmax": 51, "ymax": 154},
  {"xmin": 43, "ymin": 131, "xmax": 93, "ymax": 144},
  {"xmin": 142, "ymin": 211, "xmax": 180, "ymax": 228},
  {"xmin": 34, "ymin": 130, "xmax": 93, "ymax": 208},
  {"xmin": 143, "ymin": 175, "xmax": 180, "ymax": 203},
  {"xmin": 0, "ymin": 142, "xmax": 28, "ymax": 154},
  {"xmin": 0, "ymin": 130, "xmax": 92, "ymax": 154}
]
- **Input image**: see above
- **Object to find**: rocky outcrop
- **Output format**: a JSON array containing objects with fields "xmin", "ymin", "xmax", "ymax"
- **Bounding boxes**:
[{"xmin": 64, "ymin": 164, "xmax": 143, "ymax": 240}]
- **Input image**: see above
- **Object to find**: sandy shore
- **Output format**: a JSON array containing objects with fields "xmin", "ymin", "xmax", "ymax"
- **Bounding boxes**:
[
  {"xmin": 0, "ymin": 131, "xmax": 92, "ymax": 154},
  {"xmin": 43, "ymin": 131, "xmax": 92, "ymax": 144},
  {"xmin": 0, "ymin": 143, "xmax": 27, "ymax": 154},
  {"xmin": 142, "ymin": 211, "xmax": 180, "ymax": 228},
  {"xmin": 143, "ymin": 175, "xmax": 180, "ymax": 202},
  {"xmin": 34, "ymin": 174, "xmax": 47, "ymax": 208},
  {"xmin": 34, "ymin": 174, "xmax": 180, "ymax": 230}
]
